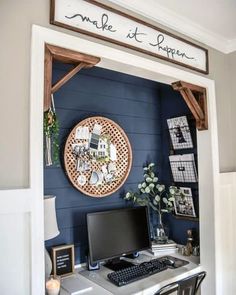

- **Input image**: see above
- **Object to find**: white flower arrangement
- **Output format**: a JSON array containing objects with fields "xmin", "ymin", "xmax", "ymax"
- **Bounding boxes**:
[{"xmin": 124, "ymin": 163, "xmax": 181, "ymax": 215}]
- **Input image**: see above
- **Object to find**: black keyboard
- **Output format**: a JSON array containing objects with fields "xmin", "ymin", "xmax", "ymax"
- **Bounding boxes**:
[{"xmin": 107, "ymin": 256, "xmax": 170, "ymax": 287}]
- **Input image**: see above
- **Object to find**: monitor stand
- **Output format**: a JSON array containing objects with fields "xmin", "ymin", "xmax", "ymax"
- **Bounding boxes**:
[{"xmin": 104, "ymin": 257, "xmax": 135, "ymax": 271}]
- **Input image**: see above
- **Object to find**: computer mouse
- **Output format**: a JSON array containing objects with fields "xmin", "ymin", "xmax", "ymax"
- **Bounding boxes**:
[{"xmin": 165, "ymin": 258, "xmax": 175, "ymax": 266}]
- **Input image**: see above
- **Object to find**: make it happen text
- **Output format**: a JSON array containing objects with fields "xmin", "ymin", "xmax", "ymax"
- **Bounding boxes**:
[{"xmin": 65, "ymin": 11, "xmax": 195, "ymax": 61}]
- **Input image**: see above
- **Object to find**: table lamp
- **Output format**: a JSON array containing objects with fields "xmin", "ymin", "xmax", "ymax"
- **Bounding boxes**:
[{"xmin": 44, "ymin": 195, "xmax": 60, "ymax": 278}]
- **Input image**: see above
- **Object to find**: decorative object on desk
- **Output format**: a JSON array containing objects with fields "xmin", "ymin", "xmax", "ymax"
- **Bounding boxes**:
[
  {"xmin": 167, "ymin": 116, "xmax": 193, "ymax": 150},
  {"xmin": 149, "ymin": 240, "xmax": 178, "ymax": 256},
  {"xmin": 152, "ymin": 239, "xmax": 177, "ymax": 249},
  {"xmin": 124, "ymin": 163, "xmax": 182, "ymax": 243},
  {"xmin": 64, "ymin": 116, "xmax": 132, "ymax": 197},
  {"xmin": 184, "ymin": 229, "xmax": 194, "ymax": 256},
  {"xmin": 44, "ymin": 94, "xmax": 59, "ymax": 166},
  {"xmin": 178, "ymin": 245, "xmax": 186, "ymax": 256},
  {"xmin": 44, "ymin": 195, "xmax": 60, "ymax": 279},
  {"xmin": 169, "ymin": 154, "xmax": 198, "ymax": 182},
  {"xmin": 174, "ymin": 187, "xmax": 196, "ymax": 217},
  {"xmin": 152, "ymin": 213, "xmax": 169, "ymax": 244},
  {"xmin": 52, "ymin": 244, "xmax": 75, "ymax": 277},
  {"xmin": 192, "ymin": 245, "xmax": 200, "ymax": 256},
  {"xmin": 46, "ymin": 275, "xmax": 60, "ymax": 295}
]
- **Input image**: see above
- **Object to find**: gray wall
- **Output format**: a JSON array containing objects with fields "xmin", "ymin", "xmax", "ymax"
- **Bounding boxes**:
[{"xmin": 0, "ymin": 0, "xmax": 235, "ymax": 188}]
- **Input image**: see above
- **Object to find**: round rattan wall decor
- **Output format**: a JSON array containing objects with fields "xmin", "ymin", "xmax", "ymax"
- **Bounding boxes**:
[{"xmin": 64, "ymin": 116, "xmax": 132, "ymax": 197}]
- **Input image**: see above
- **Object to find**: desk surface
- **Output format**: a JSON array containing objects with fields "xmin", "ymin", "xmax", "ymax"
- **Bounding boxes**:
[{"xmin": 60, "ymin": 252, "xmax": 201, "ymax": 295}]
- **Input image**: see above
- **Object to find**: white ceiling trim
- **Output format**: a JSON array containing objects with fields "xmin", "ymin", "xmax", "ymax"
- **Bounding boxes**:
[
  {"xmin": 226, "ymin": 39, "xmax": 236, "ymax": 54},
  {"xmin": 105, "ymin": 0, "xmax": 236, "ymax": 54}
]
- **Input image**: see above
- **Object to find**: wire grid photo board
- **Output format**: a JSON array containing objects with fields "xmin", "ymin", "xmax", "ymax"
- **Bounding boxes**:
[
  {"xmin": 167, "ymin": 116, "xmax": 193, "ymax": 150},
  {"xmin": 64, "ymin": 116, "xmax": 132, "ymax": 197},
  {"xmin": 169, "ymin": 154, "xmax": 198, "ymax": 183}
]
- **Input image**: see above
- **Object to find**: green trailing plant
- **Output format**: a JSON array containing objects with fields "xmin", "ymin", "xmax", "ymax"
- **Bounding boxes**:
[
  {"xmin": 124, "ymin": 163, "xmax": 181, "ymax": 215},
  {"xmin": 44, "ymin": 108, "xmax": 60, "ymax": 165}
]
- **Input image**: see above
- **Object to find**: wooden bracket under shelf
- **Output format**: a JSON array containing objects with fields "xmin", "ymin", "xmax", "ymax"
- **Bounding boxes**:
[
  {"xmin": 172, "ymin": 81, "xmax": 208, "ymax": 130},
  {"xmin": 44, "ymin": 44, "xmax": 101, "ymax": 111}
]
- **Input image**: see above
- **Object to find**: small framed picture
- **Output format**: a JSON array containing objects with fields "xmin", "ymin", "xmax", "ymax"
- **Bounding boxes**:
[
  {"xmin": 174, "ymin": 187, "xmax": 196, "ymax": 217},
  {"xmin": 51, "ymin": 244, "xmax": 75, "ymax": 277}
]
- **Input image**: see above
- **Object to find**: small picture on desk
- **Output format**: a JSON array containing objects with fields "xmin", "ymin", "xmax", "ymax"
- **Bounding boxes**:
[
  {"xmin": 174, "ymin": 187, "xmax": 196, "ymax": 217},
  {"xmin": 51, "ymin": 244, "xmax": 75, "ymax": 277}
]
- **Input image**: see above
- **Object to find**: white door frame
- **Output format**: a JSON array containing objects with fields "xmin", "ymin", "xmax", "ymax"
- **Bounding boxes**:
[{"xmin": 28, "ymin": 24, "xmax": 220, "ymax": 294}]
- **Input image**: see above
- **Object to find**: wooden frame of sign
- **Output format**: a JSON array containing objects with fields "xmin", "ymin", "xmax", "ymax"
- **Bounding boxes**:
[
  {"xmin": 50, "ymin": 0, "xmax": 209, "ymax": 74},
  {"xmin": 51, "ymin": 244, "xmax": 75, "ymax": 277}
]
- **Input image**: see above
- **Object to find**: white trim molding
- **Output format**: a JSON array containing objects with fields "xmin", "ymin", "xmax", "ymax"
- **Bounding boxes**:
[
  {"xmin": 30, "ymin": 24, "xmax": 220, "ymax": 294},
  {"xmin": 1, "ymin": 10, "xmax": 234, "ymax": 293},
  {"xmin": 226, "ymin": 38, "xmax": 236, "ymax": 54},
  {"xmin": 216, "ymin": 172, "xmax": 236, "ymax": 294},
  {"xmin": 106, "ymin": 0, "xmax": 236, "ymax": 53}
]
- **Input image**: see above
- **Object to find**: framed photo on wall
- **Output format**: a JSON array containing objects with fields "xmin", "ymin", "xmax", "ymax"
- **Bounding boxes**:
[
  {"xmin": 174, "ymin": 187, "xmax": 196, "ymax": 217},
  {"xmin": 51, "ymin": 244, "xmax": 75, "ymax": 277}
]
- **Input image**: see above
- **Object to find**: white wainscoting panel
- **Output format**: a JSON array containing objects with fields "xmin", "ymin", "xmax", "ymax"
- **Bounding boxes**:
[
  {"xmin": 215, "ymin": 172, "xmax": 236, "ymax": 294},
  {"xmin": 0, "ymin": 212, "xmax": 30, "ymax": 295}
]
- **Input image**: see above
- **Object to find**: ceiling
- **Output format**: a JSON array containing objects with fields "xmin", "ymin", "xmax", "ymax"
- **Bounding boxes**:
[
  {"xmin": 157, "ymin": 0, "xmax": 236, "ymax": 40},
  {"xmin": 108, "ymin": 0, "xmax": 236, "ymax": 53}
]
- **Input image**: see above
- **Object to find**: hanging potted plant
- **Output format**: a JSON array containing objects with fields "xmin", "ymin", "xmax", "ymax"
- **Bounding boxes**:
[
  {"xmin": 44, "ymin": 105, "xmax": 60, "ymax": 166},
  {"xmin": 124, "ymin": 163, "xmax": 181, "ymax": 243}
]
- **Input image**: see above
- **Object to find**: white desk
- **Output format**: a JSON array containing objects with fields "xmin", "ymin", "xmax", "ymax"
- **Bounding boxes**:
[{"xmin": 60, "ymin": 253, "xmax": 201, "ymax": 295}]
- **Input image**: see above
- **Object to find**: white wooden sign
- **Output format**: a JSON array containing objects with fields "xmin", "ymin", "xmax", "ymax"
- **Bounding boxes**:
[{"xmin": 51, "ymin": 0, "xmax": 209, "ymax": 74}]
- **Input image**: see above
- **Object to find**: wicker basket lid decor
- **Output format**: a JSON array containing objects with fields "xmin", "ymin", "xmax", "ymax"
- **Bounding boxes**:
[{"xmin": 64, "ymin": 116, "xmax": 132, "ymax": 197}]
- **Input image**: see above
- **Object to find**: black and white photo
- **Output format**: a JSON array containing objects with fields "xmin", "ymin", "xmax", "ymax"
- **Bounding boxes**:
[{"xmin": 174, "ymin": 187, "xmax": 196, "ymax": 217}]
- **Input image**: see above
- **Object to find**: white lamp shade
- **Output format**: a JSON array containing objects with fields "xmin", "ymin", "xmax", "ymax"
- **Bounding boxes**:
[{"xmin": 44, "ymin": 195, "xmax": 60, "ymax": 241}]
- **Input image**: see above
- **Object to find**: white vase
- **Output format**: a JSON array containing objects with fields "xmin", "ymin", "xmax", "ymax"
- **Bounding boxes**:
[{"xmin": 45, "ymin": 248, "xmax": 52, "ymax": 279}]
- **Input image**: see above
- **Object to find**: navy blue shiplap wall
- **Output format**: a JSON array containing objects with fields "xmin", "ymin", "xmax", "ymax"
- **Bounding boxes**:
[
  {"xmin": 44, "ymin": 63, "xmax": 199, "ymax": 264},
  {"xmin": 44, "ymin": 63, "xmax": 163, "ymax": 264}
]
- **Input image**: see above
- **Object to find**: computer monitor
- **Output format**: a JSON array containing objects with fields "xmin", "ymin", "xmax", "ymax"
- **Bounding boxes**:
[{"xmin": 87, "ymin": 206, "xmax": 151, "ymax": 270}]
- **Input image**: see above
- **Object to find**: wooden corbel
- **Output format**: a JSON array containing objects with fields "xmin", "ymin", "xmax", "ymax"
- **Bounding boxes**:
[
  {"xmin": 172, "ymin": 81, "xmax": 208, "ymax": 130},
  {"xmin": 44, "ymin": 44, "xmax": 101, "ymax": 111}
]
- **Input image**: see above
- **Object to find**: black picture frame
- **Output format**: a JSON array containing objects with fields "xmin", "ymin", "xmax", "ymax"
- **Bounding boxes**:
[{"xmin": 51, "ymin": 244, "xmax": 75, "ymax": 277}]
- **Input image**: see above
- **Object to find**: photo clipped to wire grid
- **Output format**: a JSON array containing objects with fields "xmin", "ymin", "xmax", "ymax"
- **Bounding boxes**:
[
  {"xmin": 174, "ymin": 187, "xmax": 196, "ymax": 217},
  {"xmin": 169, "ymin": 154, "xmax": 198, "ymax": 183},
  {"xmin": 167, "ymin": 116, "xmax": 193, "ymax": 150}
]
